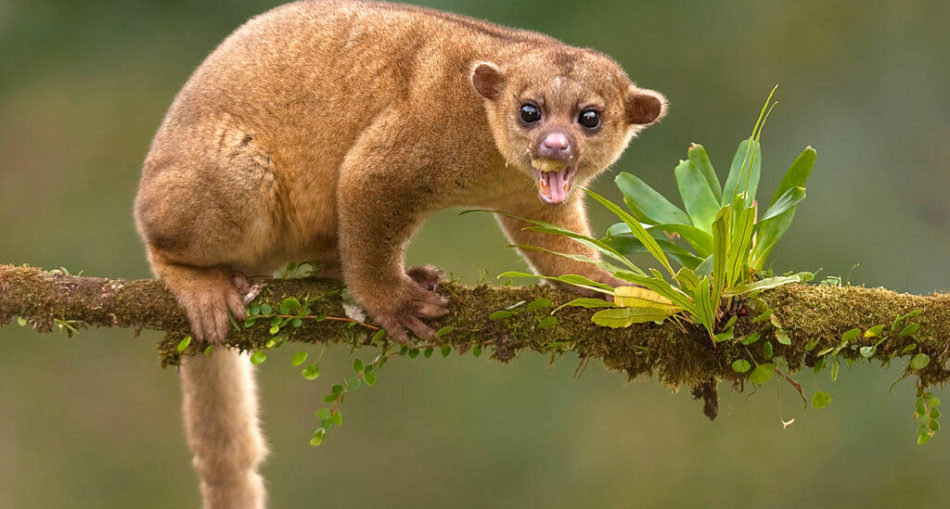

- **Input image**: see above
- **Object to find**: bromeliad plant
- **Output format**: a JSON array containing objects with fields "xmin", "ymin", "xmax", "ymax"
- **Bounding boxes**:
[{"xmin": 500, "ymin": 87, "xmax": 817, "ymax": 341}]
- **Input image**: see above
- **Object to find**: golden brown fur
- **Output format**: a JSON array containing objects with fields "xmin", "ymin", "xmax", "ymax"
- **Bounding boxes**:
[{"xmin": 134, "ymin": 1, "xmax": 666, "ymax": 507}]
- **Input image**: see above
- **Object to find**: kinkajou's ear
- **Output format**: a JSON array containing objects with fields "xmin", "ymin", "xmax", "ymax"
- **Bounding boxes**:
[
  {"xmin": 625, "ymin": 86, "xmax": 668, "ymax": 126},
  {"xmin": 472, "ymin": 61, "xmax": 505, "ymax": 100}
]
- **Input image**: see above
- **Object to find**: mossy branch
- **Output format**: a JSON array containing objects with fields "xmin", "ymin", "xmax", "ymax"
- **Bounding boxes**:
[{"xmin": 3, "ymin": 263, "xmax": 950, "ymax": 414}]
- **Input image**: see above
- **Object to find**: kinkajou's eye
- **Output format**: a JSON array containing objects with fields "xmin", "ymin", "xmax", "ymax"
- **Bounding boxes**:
[
  {"xmin": 519, "ymin": 104, "xmax": 541, "ymax": 124},
  {"xmin": 578, "ymin": 109, "xmax": 601, "ymax": 129}
]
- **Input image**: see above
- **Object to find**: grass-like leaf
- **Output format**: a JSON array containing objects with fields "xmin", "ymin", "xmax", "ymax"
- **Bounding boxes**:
[
  {"xmin": 722, "ymin": 138, "xmax": 762, "ymax": 207},
  {"xmin": 498, "ymin": 271, "xmax": 614, "ymax": 295},
  {"xmin": 592, "ymin": 307, "xmax": 673, "ymax": 328},
  {"xmin": 606, "ymin": 222, "xmax": 712, "ymax": 258},
  {"xmin": 615, "ymin": 270, "xmax": 697, "ymax": 317},
  {"xmin": 584, "ymin": 187, "xmax": 675, "ymax": 276},
  {"xmin": 727, "ymin": 204, "xmax": 756, "ymax": 287},
  {"xmin": 604, "ymin": 234, "xmax": 705, "ymax": 270},
  {"xmin": 469, "ymin": 209, "xmax": 645, "ymax": 275},
  {"xmin": 759, "ymin": 186, "xmax": 806, "ymax": 223},
  {"xmin": 721, "ymin": 274, "xmax": 802, "ymax": 297}
]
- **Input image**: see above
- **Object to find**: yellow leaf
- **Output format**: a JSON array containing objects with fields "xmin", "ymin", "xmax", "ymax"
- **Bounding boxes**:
[{"xmin": 613, "ymin": 286, "xmax": 680, "ymax": 312}]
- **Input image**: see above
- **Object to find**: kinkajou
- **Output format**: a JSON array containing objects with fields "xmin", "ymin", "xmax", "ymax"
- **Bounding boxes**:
[{"xmin": 134, "ymin": 1, "xmax": 666, "ymax": 507}]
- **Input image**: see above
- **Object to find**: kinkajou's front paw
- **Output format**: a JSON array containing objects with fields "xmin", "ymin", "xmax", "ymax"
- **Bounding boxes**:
[{"xmin": 364, "ymin": 273, "xmax": 450, "ymax": 345}]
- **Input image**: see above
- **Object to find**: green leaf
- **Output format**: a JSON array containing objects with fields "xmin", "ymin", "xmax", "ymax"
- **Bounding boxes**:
[
  {"xmin": 864, "ymin": 325, "xmax": 885, "ymax": 338},
  {"xmin": 740, "ymin": 332, "xmax": 761, "ymax": 345},
  {"xmin": 831, "ymin": 356, "xmax": 840, "ymax": 381},
  {"xmin": 538, "ymin": 316, "xmax": 557, "ymax": 328},
  {"xmin": 331, "ymin": 409, "xmax": 343, "ymax": 426},
  {"xmin": 591, "ymin": 307, "xmax": 672, "ymax": 328},
  {"xmin": 585, "ymin": 187, "xmax": 675, "ymax": 276},
  {"xmin": 473, "ymin": 344, "xmax": 482, "ymax": 357},
  {"xmin": 526, "ymin": 298, "xmax": 552, "ymax": 311},
  {"xmin": 408, "ymin": 348, "xmax": 420, "ymax": 359},
  {"xmin": 776, "ymin": 331, "xmax": 791, "ymax": 345},
  {"xmin": 859, "ymin": 346, "xmax": 876, "ymax": 358},
  {"xmin": 647, "ymin": 223, "xmax": 714, "ymax": 257},
  {"xmin": 674, "ymin": 267, "xmax": 700, "ymax": 294},
  {"xmin": 440, "ymin": 345, "xmax": 451, "ymax": 357},
  {"xmin": 260, "ymin": 304, "xmax": 273, "ymax": 315},
  {"xmin": 762, "ymin": 341, "xmax": 774, "ymax": 360},
  {"xmin": 309, "ymin": 427, "xmax": 327, "ymax": 447},
  {"xmin": 16, "ymin": 317, "xmax": 27, "ymax": 327},
  {"xmin": 347, "ymin": 378, "xmax": 361, "ymax": 391},
  {"xmin": 292, "ymin": 351, "xmax": 308, "ymax": 367},
  {"xmin": 371, "ymin": 329, "xmax": 386, "ymax": 344},
  {"xmin": 250, "ymin": 351, "xmax": 267, "ymax": 365},
  {"xmin": 715, "ymin": 329, "xmax": 734, "ymax": 343},
  {"xmin": 424, "ymin": 347, "xmax": 434, "ymax": 358},
  {"xmin": 812, "ymin": 391, "xmax": 832, "ymax": 409},
  {"xmin": 675, "ymin": 159, "xmax": 721, "ymax": 233},
  {"xmin": 910, "ymin": 353, "xmax": 931, "ymax": 370},
  {"xmin": 770, "ymin": 146, "xmax": 817, "ymax": 206},
  {"xmin": 750, "ymin": 148, "xmax": 816, "ymax": 270},
  {"xmin": 316, "ymin": 408, "xmax": 331, "ymax": 421},
  {"xmin": 615, "ymin": 172, "xmax": 691, "ymax": 225},
  {"xmin": 694, "ymin": 254, "xmax": 713, "ymax": 277},
  {"xmin": 759, "ymin": 186, "xmax": 806, "ymax": 223},
  {"xmin": 899, "ymin": 323, "xmax": 920, "ymax": 337},
  {"xmin": 722, "ymin": 275, "xmax": 801, "ymax": 297},
  {"xmin": 302, "ymin": 363, "xmax": 321, "ymax": 380},
  {"xmin": 688, "ymin": 143, "xmax": 722, "ymax": 201},
  {"xmin": 435, "ymin": 326, "xmax": 455, "ymax": 337},
  {"xmin": 722, "ymin": 139, "xmax": 762, "ymax": 207},
  {"xmin": 280, "ymin": 297, "xmax": 302, "ymax": 314},
  {"xmin": 353, "ymin": 358, "xmax": 364, "ymax": 372},
  {"xmin": 748, "ymin": 363, "xmax": 775, "ymax": 384},
  {"xmin": 364, "ymin": 366, "xmax": 377, "ymax": 386},
  {"xmin": 489, "ymin": 310, "xmax": 513, "ymax": 320},
  {"xmin": 842, "ymin": 328, "xmax": 861, "ymax": 342},
  {"xmin": 177, "ymin": 336, "xmax": 192, "ymax": 353},
  {"xmin": 731, "ymin": 359, "xmax": 752, "ymax": 373}
]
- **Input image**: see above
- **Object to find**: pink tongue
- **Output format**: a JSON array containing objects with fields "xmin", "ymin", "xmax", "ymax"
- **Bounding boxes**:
[{"xmin": 547, "ymin": 170, "xmax": 567, "ymax": 203}]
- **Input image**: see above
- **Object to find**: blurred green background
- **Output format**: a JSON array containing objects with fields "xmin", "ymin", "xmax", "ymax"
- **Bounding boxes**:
[{"xmin": 2, "ymin": 0, "xmax": 949, "ymax": 507}]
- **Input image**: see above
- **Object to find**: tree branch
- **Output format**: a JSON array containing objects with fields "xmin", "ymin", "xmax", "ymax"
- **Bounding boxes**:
[{"xmin": 3, "ymin": 263, "xmax": 950, "ymax": 417}]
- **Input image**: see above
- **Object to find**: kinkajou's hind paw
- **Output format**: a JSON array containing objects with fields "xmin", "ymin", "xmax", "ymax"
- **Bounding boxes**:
[
  {"xmin": 172, "ymin": 268, "xmax": 248, "ymax": 343},
  {"xmin": 406, "ymin": 265, "xmax": 445, "ymax": 291}
]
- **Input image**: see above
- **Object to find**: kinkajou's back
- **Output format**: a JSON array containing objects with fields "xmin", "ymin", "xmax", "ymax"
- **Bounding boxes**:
[{"xmin": 134, "ymin": 2, "xmax": 666, "ymax": 507}]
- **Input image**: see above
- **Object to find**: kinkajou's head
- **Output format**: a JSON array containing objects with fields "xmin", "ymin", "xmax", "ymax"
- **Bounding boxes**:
[{"xmin": 472, "ymin": 48, "xmax": 667, "ymax": 204}]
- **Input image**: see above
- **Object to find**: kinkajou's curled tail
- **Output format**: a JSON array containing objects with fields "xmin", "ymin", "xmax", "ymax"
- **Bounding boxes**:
[{"xmin": 180, "ymin": 349, "xmax": 268, "ymax": 509}]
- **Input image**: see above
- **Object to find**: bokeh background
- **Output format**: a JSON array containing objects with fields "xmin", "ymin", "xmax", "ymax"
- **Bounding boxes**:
[{"xmin": 2, "ymin": 0, "xmax": 949, "ymax": 507}]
